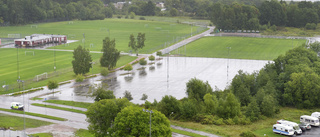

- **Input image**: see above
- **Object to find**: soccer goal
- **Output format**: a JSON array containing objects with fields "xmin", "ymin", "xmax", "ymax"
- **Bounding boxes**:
[
  {"xmin": 90, "ymin": 43, "xmax": 94, "ymax": 48},
  {"xmin": 35, "ymin": 72, "xmax": 48, "ymax": 82},
  {"xmin": 31, "ymin": 25, "xmax": 38, "ymax": 28},
  {"xmin": 25, "ymin": 51, "xmax": 35, "ymax": 56},
  {"xmin": 8, "ymin": 34, "xmax": 20, "ymax": 38},
  {"xmin": 68, "ymin": 21, "xmax": 74, "ymax": 24}
]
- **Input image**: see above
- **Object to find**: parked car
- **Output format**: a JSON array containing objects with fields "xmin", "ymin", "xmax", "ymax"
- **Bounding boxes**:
[
  {"xmin": 299, "ymin": 122, "xmax": 311, "ymax": 131},
  {"xmin": 11, "ymin": 102, "xmax": 24, "ymax": 110}
]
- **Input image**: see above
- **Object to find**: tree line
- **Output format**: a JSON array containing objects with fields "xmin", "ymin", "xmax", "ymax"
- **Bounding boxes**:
[
  {"xmin": 0, "ymin": 0, "xmax": 113, "ymax": 25},
  {"xmin": 211, "ymin": 0, "xmax": 320, "ymax": 30}
]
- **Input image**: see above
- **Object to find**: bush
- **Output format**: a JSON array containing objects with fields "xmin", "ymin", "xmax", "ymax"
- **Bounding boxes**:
[
  {"xmin": 76, "ymin": 74, "xmax": 85, "ymax": 82},
  {"xmin": 305, "ymin": 23, "xmax": 317, "ymax": 30},
  {"xmin": 139, "ymin": 58, "xmax": 147, "ymax": 65},
  {"xmin": 214, "ymin": 118, "xmax": 225, "ymax": 125},
  {"xmin": 149, "ymin": 55, "xmax": 155, "ymax": 61},
  {"xmin": 101, "ymin": 67, "xmax": 109, "ymax": 76},
  {"xmin": 201, "ymin": 115, "xmax": 215, "ymax": 124},
  {"xmin": 270, "ymin": 25, "xmax": 277, "ymax": 31},
  {"xmin": 224, "ymin": 118, "xmax": 235, "ymax": 125},
  {"xmin": 156, "ymin": 51, "xmax": 162, "ymax": 56},
  {"xmin": 239, "ymin": 131, "xmax": 256, "ymax": 137},
  {"xmin": 140, "ymin": 93, "xmax": 148, "ymax": 100},
  {"xmin": 129, "ymin": 12, "xmax": 135, "ymax": 19},
  {"xmin": 259, "ymin": 24, "xmax": 268, "ymax": 30},
  {"xmin": 144, "ymin": 100, "xmax": 152, "ymax": 109},
  {"xmin": 123, "ymin": 90, "xmax": 133, "ymax": 101},
  {"xmin": 117, "ymin": 15, "xmax": 122, "ymax": 19},
  {"xmin": 139, "ymin": 17, "xmax": 145, "ymax": 20}
]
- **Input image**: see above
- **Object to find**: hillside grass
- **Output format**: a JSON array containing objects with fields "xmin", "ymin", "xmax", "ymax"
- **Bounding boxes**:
[
  {"xmin": 0, "ymin": 48, "xmax": 137, "ymax": 93},
  {"xmin": 171, "ymin": 37, "xmax": 306, "ymax": 60},
  {"xmin": 0, "ymin": 113, "xmax": 52, "ymax": 130},
  {"xmin": 0, "ymin": 18, "xmax": 205, "ymax": 53},
  {"xmin": 44, "ymin": 100, "xmax": 92, "ymax": 108},
  {"xmin": 31, "ymin": 103, "xmax": 85, "ymax": 114},
  {"xmin": 262, "ymin": 25, "xmax": 320, "ymax": 37},
  {"xmin": 171, "ymin": 107, "xmax": 320, "ymax": 137}
]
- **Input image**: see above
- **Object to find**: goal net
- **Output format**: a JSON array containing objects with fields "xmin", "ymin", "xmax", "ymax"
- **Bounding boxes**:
[
  {"xmin": 68, "ymin": 21, "xmax": 74, "ymax": 24},
  {"xmin": 31, "ymin": 25, "xmax": 38, "ymax": 28},
  {"xmin": 34, "ymin": 72, "xmax": 48, "ymax": 81},
  {"xmin": 8, "ymin": 34, "xmax": 20, "ymax": 38},
  {"xmin": 25, "ymin": 51, "xmax": 35, "ymax": 56}
]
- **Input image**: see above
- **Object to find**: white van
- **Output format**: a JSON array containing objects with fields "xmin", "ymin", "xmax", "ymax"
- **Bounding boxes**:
[
  {"xmin": 277, "ymin": 120, "xmax": 302, "ymax": 135},
  {"xmin": 10, "ymin": 102, "xmax": 24, "ymax": 110},
  {"xmin": 273, "ymin": 124, "xmax": 295, "ymax": 136},
  {"xmin": 311, "ymin": 112, "xmax": 320, "ymax": 120},
  {"xmin": 300, "ymin": 115, "xmax": 320, "ymax": 126}
]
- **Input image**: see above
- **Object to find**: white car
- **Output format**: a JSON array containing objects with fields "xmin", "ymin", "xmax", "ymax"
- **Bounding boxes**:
[{"xmin": 11, "ymin": 102, "xmax": 24, "ymax": 110}]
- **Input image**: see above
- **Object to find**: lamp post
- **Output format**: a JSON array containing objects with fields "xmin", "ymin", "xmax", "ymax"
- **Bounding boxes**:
[
  {"xmin": 142, "ymin": 109, "xmax": 153, "ymax": 137},
  {"xmin": 227, "ymin": 47, "xmax": 231, "ymax": 85}
]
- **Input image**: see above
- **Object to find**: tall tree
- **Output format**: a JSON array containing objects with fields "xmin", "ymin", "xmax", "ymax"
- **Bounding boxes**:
[
  {"xmin": 100, "ymin": 37, "xmax": 120, "ymax": 70},
  {"xmin": 47, "ymin": 80, "xmax": 58, "ymax": 95},
  {"xmin": 72, "ymin": 45, "xmax": 92, "ymax": 75},
  {"xmin": 128, "ymin": 33, "xmax": 146, "ymax": 56},
  {"xmin": 110, "ymin": 106, "xmax": 171, "ymax": 136},
  {"xmin": 86, "ymin": 98, "xmax": 131, "ymax": 137}
]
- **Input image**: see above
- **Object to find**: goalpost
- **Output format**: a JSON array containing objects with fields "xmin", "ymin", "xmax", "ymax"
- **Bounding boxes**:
[
  {"xmin": 25, "ymin": 51, "xmax": 35, "ymax": 56},
  {"xmin": 68, "ymin": 21, "xmax": 74, "ymax": 24},
  {"xmin": 31, "ymin": 25, "xmax": 38, "ymax": 28},
  {"xmin": 35, "ymin": 72, "xmax": 48, "ymax": 82},
  {"xmin": 8, "ymin": 34, "xmax": 20, "ymax": 38}
]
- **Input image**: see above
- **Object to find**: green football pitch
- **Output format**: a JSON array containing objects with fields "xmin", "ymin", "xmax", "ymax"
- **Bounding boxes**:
[{"xmin": 171, "ymin": 37, "xmax": 306, "ymax": 60}]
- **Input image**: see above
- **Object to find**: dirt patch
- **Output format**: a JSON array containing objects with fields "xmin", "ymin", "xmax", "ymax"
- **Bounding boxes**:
[{"xmin": 26, "ymin": 124, "xmax": 76, "ymax": 137}]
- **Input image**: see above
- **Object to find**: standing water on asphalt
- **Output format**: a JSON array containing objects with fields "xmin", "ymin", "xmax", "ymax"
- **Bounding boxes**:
[{"xmin": 42, "ymin": 57, "xmax": 270, "ymax": 104}]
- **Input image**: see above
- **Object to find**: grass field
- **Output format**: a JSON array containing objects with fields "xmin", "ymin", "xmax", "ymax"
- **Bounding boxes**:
[
  {"xmin": 171, "ymin": 107, "xmax": 320, "ymax": 137},
  {"xmin": 31, "ymin": 103, "xmax": 85, "ymax": 114},
  {"xmin": 0, "ymin": 108, "xmax": 66, "ymax": 121},
  {"xmin": 0, "ymin": 113, "xmax": 52, "ymax": 130},
  {"xmin": 0, "ymin": 48, "xmax": 137, "ymax": 93},
  {"xmin": 29, "ymin": 133, "xmax": 53, "ymax": 137},
  {"xmin": 0, "ymin": 18, "xmax": 205, "ymax": 53},
  {"xmin": 171, "ymin": 37, "xmax": 306, "ymax": 60},
  {"xmin": 44, "ymin": 100, "xmax": 92, "ymax": 108}
]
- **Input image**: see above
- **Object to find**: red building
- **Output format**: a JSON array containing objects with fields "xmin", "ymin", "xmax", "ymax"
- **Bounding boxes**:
[{"xmin": 14, "ymin": 34, "xmax": 67, "ymax": 47}]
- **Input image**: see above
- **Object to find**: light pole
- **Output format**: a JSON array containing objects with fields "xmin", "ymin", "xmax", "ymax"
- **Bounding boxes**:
[
  {"xmin": 227, "ymin": 47, "xmax": 231, "ymax": 85},
  {"xmin": 142, "ymin": 109, "xmax": 153, "ymax": 137}
]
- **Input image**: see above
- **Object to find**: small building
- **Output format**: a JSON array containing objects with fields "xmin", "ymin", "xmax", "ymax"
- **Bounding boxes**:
[
  {"xmin": 156, "ymin": 2, "xmax": 165, "ymax": 9},
  {"xmin": 14, "ymin": 34, "xmax": 67, "ymax": 47}
]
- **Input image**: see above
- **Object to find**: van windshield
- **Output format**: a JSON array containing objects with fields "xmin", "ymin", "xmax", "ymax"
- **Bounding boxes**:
[{"xmin": 293, "ymin": 126, "xmax": 300, "ymax": 130}]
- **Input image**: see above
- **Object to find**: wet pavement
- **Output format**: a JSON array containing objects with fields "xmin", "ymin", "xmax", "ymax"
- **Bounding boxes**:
[
  {"xmin": 299, "ymin": 127, "xmax": 320, "ymax": 137},
  {"xmin": 36, "ymin": 56, "xmax": 269, "ymax": 104}
]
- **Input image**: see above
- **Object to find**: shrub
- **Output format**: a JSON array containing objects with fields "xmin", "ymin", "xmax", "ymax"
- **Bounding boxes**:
[
  {"xmin": 139, "ymin": 17, "xmax": 145, "ymax": 20},
  {"xmin": 101, "ymin": 67, "xmax": 109, "ymax": 76},
  {"xmin": 144, "ymin": 100, "xmax": 152, "ymax": 109},
  {"xmin": 149, "ymin": 55, "xmax": 155, "ymax": 61},
  {"xmin": 139, "ymin": 58, "xmax": 147, "ymax": 65},
  {"xmin": 224, "ymin": 118, "xmax": 235, "ymax": 125},
  {"xmin": 125, "ymin": 15, "xmax": 129, "ymax": 19},
  {"xmin": 123, "ymin": 90, "xmax": 133, "ymax": 101},
  {"xmin": 201, "ymin": 115, "xmax": 215, "ymax": 124},
  {"xmin": 117, "ymin": 15, "xmax": 122, "ymax": 19},
  {"xmin": 270, "ymin": 25, "xmax": 277, "ymax": 31},
  {"xmin": 140, "ymin": 93, "xmax": 148, "ymax": 100},
  {"xmin": 214, "ymin": 118, "xmax": 225, "ymax": 125},
  {"xmin": 259, "ymin": 24, "xmax": 268, "ymax": 30},
  {"xmin": 305, "ymin": 23, "xmax": 317, "ymax": 30},
  {"xmin": 76, "ymin": 74, "xmax": 85, "ymax": 82},
  {"xmin": 239, "ymin": 131, "xmax": 256, "ymax": 137},
  {"xmin": 129, "ymin": 12, "xmax": 135, "ymax": 19},
  {"xmin": 156, "ymin": 51, "xmax": 162, "ymax": 56}
]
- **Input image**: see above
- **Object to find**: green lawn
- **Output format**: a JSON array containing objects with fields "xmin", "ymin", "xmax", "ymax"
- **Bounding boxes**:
[
  {"xmin": 171, "ymin": 37, "xmax": 306, "ymax": 60},
  {"xmin": 44, "ymin": 100, "xmax": 92, "ymax": 108},
  {"xmin": 0, "ymin": 18, "xmax": 205, "ymax": 53},
  {"xmin": 0, "ymin": 108, "xmax": 66, "ymax": 121},
  {"xmin": 0, "ymin": 113, "xmax": 52, "ymax": 130},
  {"xmin": 29, "ymin": 133, "xmax": 53, "ymax": 137},
  {"xmin": 0, "ymin": 48, "xmax": 137, "ymax": 93},
  {"xmin": 31, "ymin": 103, "xmax": 85, "ymax": 114}
]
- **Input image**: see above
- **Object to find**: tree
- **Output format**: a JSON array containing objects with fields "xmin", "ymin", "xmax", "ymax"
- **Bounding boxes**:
[
  {"xmin": 149, "ymin": 55, "xmax": 155, "ymax": 62},
  {"xmin": 110, "ymin": 106, "xmax": 171, "ymax": 136},
  {"xmin": 216, "ymin": 93, "xmax": 241, "ymax": 119},
  {"xmin": 245, "ymin": 98, "xmax": 260, "ymax": 122},
  {"xmin": 260, "ymin": 95, "xmax": 276, "ymax": 117},
  {"xmin": 203, "ymin": 93, "xmax": 218, "ymax": 115},
  {"xmin": 157, "ymin": 95, "xmax": 181, "ymax": 117},
  {"xmin": 141, "ymin": 93, "xmax": 148, "ymax": 100},
  {"xmin": 123, "ymin": 90, "xmax": 133, "ymax": 101},
  {"xmin": 72, "ymin": 45, "xmax": 92, "ymax": 75},
  {"xmin": 186, "ymin": 78, "xmax": 213, "ymax": 102},
  {"xmin": 86, "ymin": 98, "xmax": 131, "ymax": 137},
  {"xmin": 128, "ymin": 33, "xmax": 146, "ymax": 56},
  {"xmin": 47, "ymin": 80, "xmax": 58, "ymax": 95},
  {"xmin": 100, "ymin": 37, "xmax": 120, "ymax": 70},
  {"xmin": 92, "ymin": 87, "xmax": 115, "ymax": 102},
  {"xmin": 123, "ymin": 64, "xmax": 133, "ymax": 75}
]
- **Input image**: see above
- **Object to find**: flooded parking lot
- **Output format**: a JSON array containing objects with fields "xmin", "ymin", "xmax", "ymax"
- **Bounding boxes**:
[{"xmin": 42, "ymin": 56, "xmax": 270, "ymax": 104}]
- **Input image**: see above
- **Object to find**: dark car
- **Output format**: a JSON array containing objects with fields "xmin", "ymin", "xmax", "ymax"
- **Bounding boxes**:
[{"xmin": 299, "ymin": 122, "xmax": 311, "ymax": 131}]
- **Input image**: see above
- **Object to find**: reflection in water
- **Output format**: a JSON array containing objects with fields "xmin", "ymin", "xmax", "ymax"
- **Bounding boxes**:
[
  {"xmin": 124, "ymin": 76, "xmax": 133, "ymax": 82},
  {"xmin": 139, "ymin": 69, "xmax": 147, "ymax": 77},
  {"xmin": 73, "ymin": 84, "xmax": 91, "ymax": 96},
  {"xmin": 149, "ymin": 66, "xmax": 155, "ymax": 71}
]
